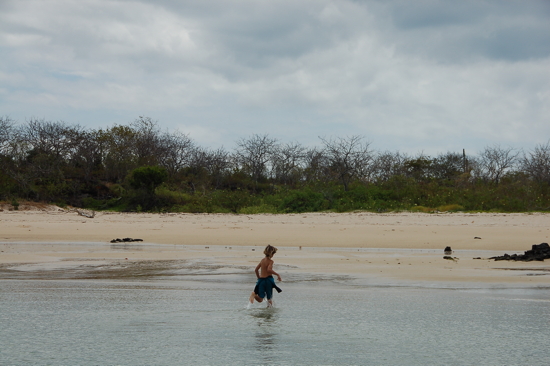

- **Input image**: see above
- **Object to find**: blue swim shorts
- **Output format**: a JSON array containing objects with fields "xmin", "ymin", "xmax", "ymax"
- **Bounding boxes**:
[{"xmin": 255, "ymin": 276, "xmax": 276, "ymax": 300}]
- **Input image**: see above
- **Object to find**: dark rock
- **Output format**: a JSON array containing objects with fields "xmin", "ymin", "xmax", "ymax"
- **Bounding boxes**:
[
  {"xmin": 444, "ymin": 246, "xmax": 452, "ymax": 254},
  {"xmin": 533, "ymin": 242, "xmax": 549, "ymax": 252},
  {"xmin": 490, "ymin": 243, "xmax": 550, "ymax": 262},
  {"xmin": 110, "ymin": 238, "xmax": 144, "ymax": 243}
]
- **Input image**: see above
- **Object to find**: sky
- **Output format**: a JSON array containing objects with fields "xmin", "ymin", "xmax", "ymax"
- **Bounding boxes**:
[{"xmin": 1, "ymin": 0, "xmax": 549, "ymax": 155}]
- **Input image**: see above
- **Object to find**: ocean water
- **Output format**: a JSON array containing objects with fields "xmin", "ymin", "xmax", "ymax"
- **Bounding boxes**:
[{"xmin": 1, "ymin": 260, "xmax": 550, "ymax": 365}]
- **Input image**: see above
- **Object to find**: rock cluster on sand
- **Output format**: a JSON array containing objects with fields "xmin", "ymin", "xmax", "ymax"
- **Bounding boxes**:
[
  {"xmin": 490, "ymin": 243, "xmax": 550, "ymax": 261},
  {"xmin": 110, "ymin": 238, "xmax": 143, "ymax": 243}
]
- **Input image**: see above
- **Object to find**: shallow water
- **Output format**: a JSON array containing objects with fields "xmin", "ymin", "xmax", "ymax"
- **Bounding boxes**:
[{"xmin": 2, "ymin": 262, "xmax": 550, "ymax": 365}]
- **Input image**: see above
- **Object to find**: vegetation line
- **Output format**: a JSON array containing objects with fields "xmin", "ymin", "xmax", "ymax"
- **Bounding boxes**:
[{"xmin": 1, "ymin": 116, "xmax": 549, "ymax": 213}]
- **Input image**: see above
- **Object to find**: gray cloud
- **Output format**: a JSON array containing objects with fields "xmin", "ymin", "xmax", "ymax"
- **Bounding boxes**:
[
  {"xmin": 383, "ymin": 0, "xmax": 550, "ymax": 62},
  {"xmin": 0, "ymin": 0, "xmax": 549, "ymax": 154}
]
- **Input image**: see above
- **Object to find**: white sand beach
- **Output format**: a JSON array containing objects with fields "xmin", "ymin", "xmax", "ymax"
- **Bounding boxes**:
[{"xmin": 1, "ymin": 205, "xmax": 549, "ymax": 286}]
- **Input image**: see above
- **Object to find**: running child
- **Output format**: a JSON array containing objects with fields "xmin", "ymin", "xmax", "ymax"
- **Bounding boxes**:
[{"xmin": 249, "ymin": 245, "xmax": 282, "ymax": 307}]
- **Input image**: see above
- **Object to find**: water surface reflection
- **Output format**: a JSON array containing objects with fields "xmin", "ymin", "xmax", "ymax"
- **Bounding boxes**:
[{"xmin": 250, "ymin": 308, "xmax": 280, "ymax": 364}]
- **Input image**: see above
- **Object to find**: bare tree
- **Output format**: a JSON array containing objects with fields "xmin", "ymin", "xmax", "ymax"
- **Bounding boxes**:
[
  {"xmin": 184, "ymin": 146, "xmax": 232, "ymax": 192},
  {"xmin": 0, "ymin": 116, "xmax": 15, "ymax": 156},
  {"xmin": 18, "ymin": 118, "xmax": 83, "ymax": 160},
  {"xmin": 234, "ymin": 134, "xmax": 279, "ymax": 187},
  {"xmin": 271, "ymin": 141, "xmax": 306, "ymax": 186},
  {"xmin": 203, "ymin": 147, "xmax": 232, "ymax": 190},
  {"xmin": 521, "ymin": 141, "xmax": 550, "ymax": 184},
  {"xmin": 303, "ymin": 147, "xmax": 329, "ymax": 184},
  {"xmin": 100, "ymin": 124, "xmax": 139, "ymax": 182},
  {"xmin": 474, "ymin": 145, "xmax": 520, "ymax": 184},
  {"xmin": 370, "ymin": 151, "xmax": 408, "ymax": 182},
  {"xmin": 402, "ymin": 153, "xmax": 435, "ymax": 181},
  {"xmin": 5, "ymin": 119, "xmax": 84, "ymax": 200},
  {"xmin": 319, "ymin": 135, "xmax": 373, "ymax": 191},
  {"xmin": 0, "ymin": 117, "xmax": 18, "ymax": 198},
  {"xmin": 432, "ymin": 152, "xmax": 467, "ymax": 181},
  {"xmin": 70, "ymin": 129, "xmax": 104, "ymax": 182},
  {"xmin": 131, "ymin": 116, "xmax": 162, "ymax": 166},
  {"xmin": 157, "ymin": 130, "xmax": 195, "ymax": 177}
]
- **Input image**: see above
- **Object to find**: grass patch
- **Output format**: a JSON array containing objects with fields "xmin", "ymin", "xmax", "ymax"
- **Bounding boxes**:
[
  {"xmin": 409, "ymin": 205, "xmax": 433, "ymax": 213},
  {"xmin": 437, "ymin": 204, "xmax": 464, "ymax": 212}
]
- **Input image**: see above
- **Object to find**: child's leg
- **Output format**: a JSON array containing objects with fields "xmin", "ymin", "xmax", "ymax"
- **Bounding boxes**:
[{"xmin": 249, "ymin": 291, "xmax": 264, "ymax": 303}]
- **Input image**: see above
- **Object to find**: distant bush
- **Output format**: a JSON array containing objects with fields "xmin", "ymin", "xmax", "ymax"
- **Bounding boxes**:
[
  {"xmin": 129, "ymin": 166, "xmax": 168, "ymax": 193},
  {"xmin": 210, "ymin": 189, "xmax": 256, "ymax": 213},
  {"xmin": 279, "ymin": 189, "xmax": 326, "ymax": 213},
  {"xmin": 156, "ymin": 186, "xmax": 194, "ymax": 205}
]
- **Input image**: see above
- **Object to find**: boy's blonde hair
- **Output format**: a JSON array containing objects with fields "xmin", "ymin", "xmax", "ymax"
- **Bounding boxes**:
[{"xmin": 264, "ymin": 245, "xmax": 277, "ymax": 257}]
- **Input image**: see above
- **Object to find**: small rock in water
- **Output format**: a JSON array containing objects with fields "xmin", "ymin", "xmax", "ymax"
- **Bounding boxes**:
[{"xmin": 444, "ymin": 246, "xmax": 453, "ymax": 254}]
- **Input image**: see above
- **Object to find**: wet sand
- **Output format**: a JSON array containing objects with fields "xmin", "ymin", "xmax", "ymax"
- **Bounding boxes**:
[{"xmin": 1, "ymin": 208, "xmax": 549, "ymax": 286}]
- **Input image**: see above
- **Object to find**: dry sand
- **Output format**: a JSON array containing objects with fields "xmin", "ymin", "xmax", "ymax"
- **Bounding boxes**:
[{"xmin": 1, "ymin": 206, "xmax": 549, "ymax": 286}]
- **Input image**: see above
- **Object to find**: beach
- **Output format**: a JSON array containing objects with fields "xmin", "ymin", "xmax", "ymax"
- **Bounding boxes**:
[
  {"xmin": 1, "ymin": 206, "xmax": 549, "ymax": 286},
  {"xmin": 3, "ymin": 207, "xmax": 550, "ymax": 365}
]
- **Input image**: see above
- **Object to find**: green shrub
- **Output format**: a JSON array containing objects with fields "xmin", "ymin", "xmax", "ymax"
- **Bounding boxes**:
[
  {"xmin": 129, "ymin": 166, "xmax": 168, "ymax": 192},
  {"xmin": 238, "ymin": 204, "xmax": 279, "ymax": 214},
  {"xmin": 108, "ymin": 184, "xmax": 126, "ymax": 197},
  {"xmin": 210, "ymin": 190, "xmax": 257, "ymax": 213},
  {"xmin": 155, "ymin": 186, "xmax": 194, "ymax": 205},
  {"xmin": 82, "ymin": 197, "xmax": 126, "ymax": 211},
  {"xmin": 279, "ymin": 189, "xmax": 326, "ymax": 213},
  {"xmin": 82, "ymin": 197, "xmax": 100, "ymax": 210}
]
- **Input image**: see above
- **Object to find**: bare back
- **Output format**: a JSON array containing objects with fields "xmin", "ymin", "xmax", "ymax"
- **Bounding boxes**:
[{"xmin": 257, "ymin": 257, "xmax": 273, "ymax": 278}]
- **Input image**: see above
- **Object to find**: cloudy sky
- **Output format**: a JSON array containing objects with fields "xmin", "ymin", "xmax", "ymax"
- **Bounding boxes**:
[{"xmin": 1, "ymin": 0, "xmax": 549, "ymax": 154}]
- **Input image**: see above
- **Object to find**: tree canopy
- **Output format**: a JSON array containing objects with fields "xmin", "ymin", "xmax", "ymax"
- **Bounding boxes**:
[{"xmin": 0, "ymin": 116, "xmax": 549, "ymax": 213}]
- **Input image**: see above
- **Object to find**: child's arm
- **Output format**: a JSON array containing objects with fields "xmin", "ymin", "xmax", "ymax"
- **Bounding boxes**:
[
  {"xmin": 254, "ymin": 262, "xmax": 261, "ymax": 279},
  {"xmin": 267, "ymin": 261, "xmax": 282, "ymax": 282}
]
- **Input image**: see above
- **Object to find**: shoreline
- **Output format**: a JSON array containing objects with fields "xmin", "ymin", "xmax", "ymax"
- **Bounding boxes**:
[{"xmin": 1, "ymin": 210, "xmax": 550, "ymax": 286}]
